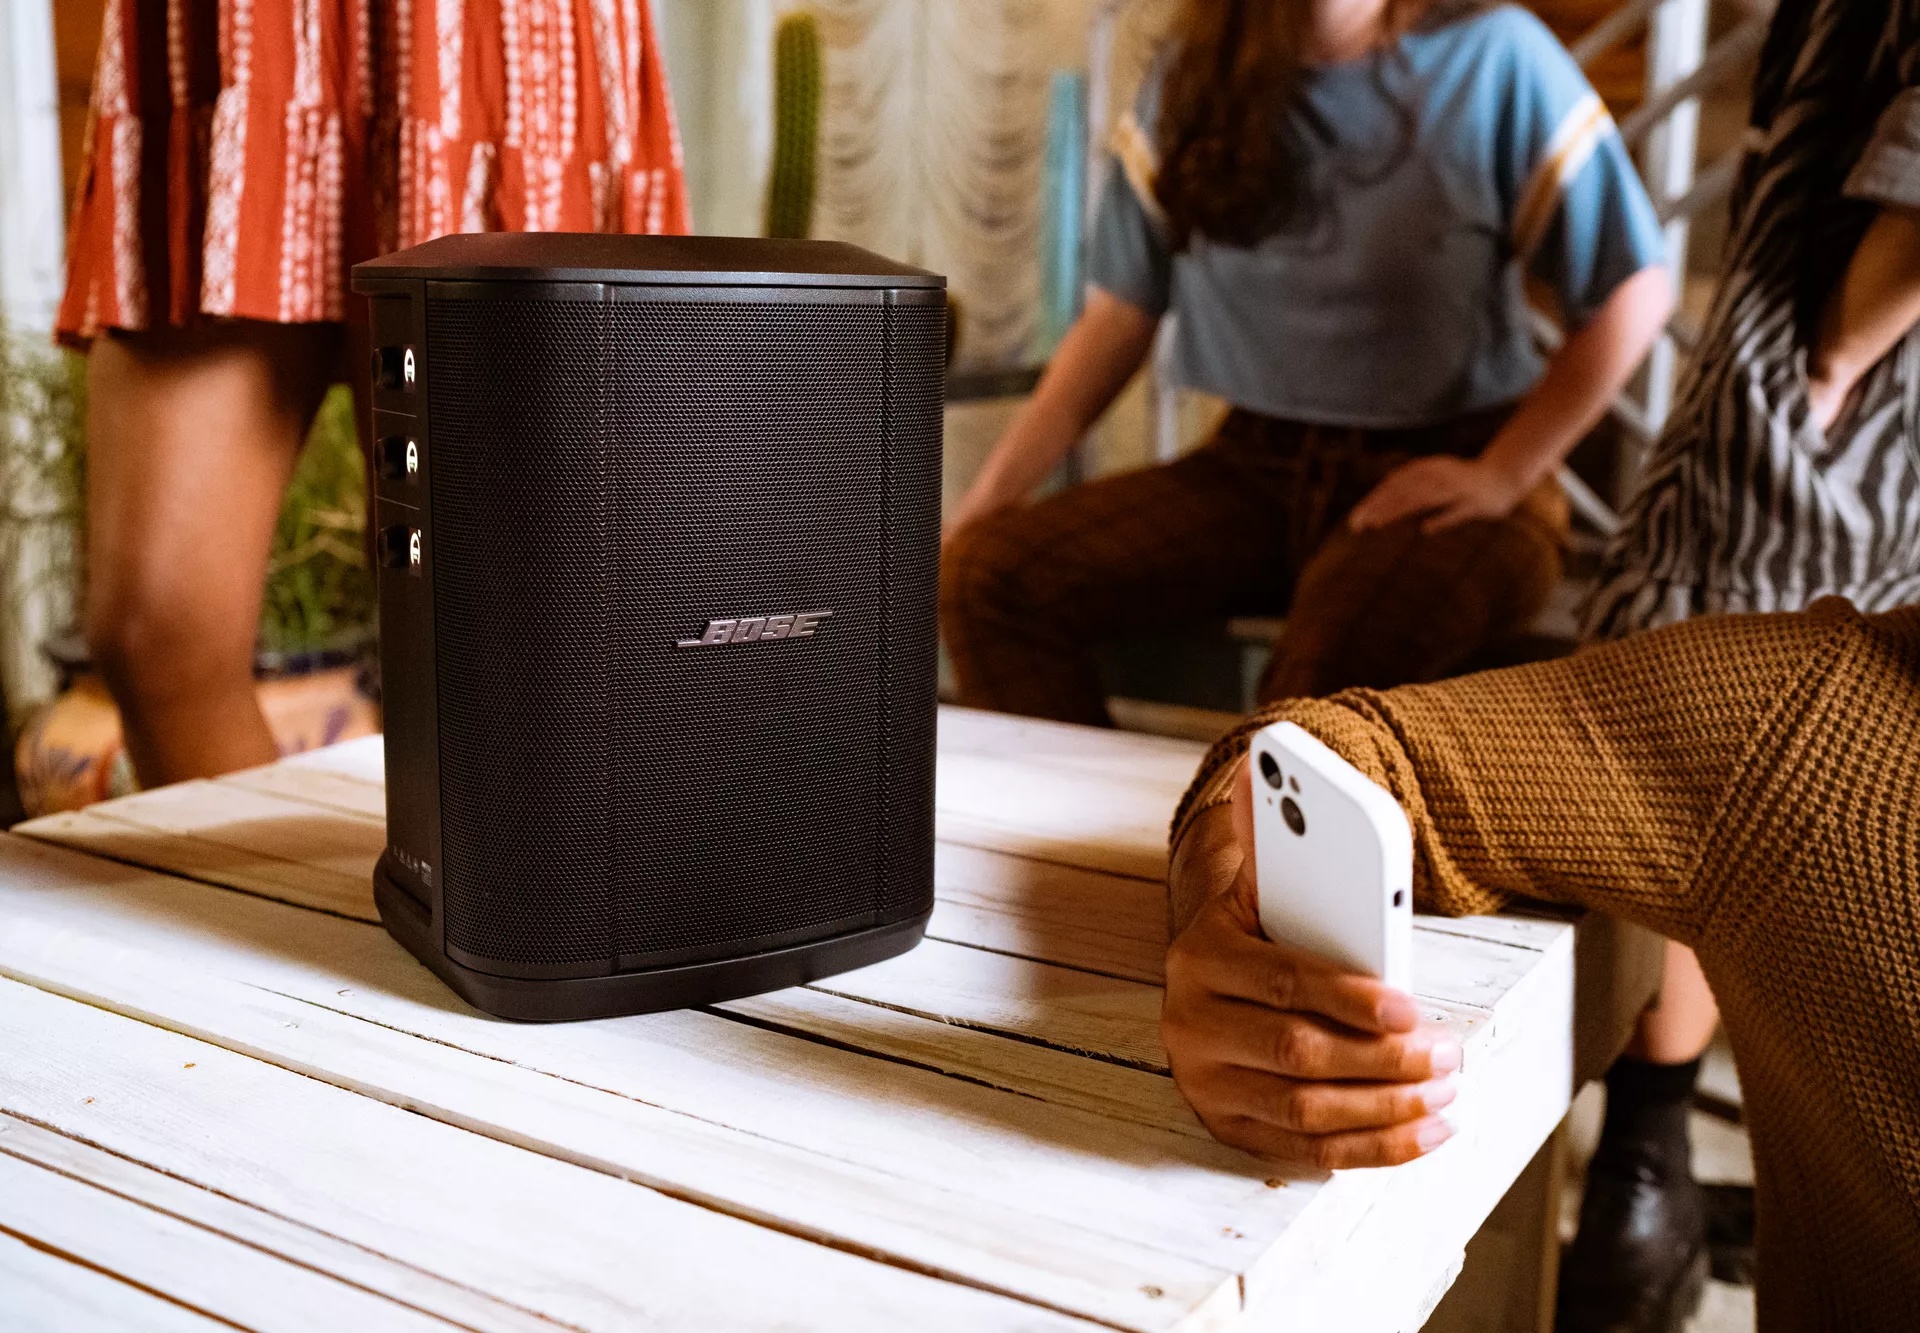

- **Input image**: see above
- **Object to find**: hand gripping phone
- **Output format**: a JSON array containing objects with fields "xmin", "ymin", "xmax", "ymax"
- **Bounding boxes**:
[{"xmin": 1249, "ymin": 721, "xmax": 1413, "ymax": 992}]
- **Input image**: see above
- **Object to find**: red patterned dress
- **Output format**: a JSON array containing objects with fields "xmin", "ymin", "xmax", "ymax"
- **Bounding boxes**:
[{"xmin": 57, "ymin": 0, "xmax": 689, "ymax": 344}]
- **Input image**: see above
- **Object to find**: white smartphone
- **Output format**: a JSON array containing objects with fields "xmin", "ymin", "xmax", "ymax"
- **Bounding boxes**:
[{"xmin": 1249, "ymin": 721, "xmax": 1413, "ymax": 992}]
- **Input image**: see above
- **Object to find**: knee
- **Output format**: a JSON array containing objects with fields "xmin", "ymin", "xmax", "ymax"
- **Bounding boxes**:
[
  {"xmin": 85, "ymin": 571, "xmax": 250, "ymax": 705},
  {"xmin": 940, "ymin": 511, "xmax": 1041, "ymax": 637}
]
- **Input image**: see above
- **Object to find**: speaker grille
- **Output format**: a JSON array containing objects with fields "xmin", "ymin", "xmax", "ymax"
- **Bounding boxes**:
[
  {"xmin": 605, "ymin": 299, "xmax": 891, "ymax": 962},
  {"xmin": 429, "ymin": 297, "xmax": 612, "ymax": 968},
  {"xmin": 426, "ymin": 288, "xmax": 936, "ymax": 973},
  {"xmin": 875, "ymin": 302, "xmax": 945, "ymax": 914}
]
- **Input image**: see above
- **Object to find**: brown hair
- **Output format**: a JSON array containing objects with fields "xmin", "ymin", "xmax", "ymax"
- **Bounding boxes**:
[{"xmin": 1153, "ymin": 0, "xmax": 1468, "ymax": 250}]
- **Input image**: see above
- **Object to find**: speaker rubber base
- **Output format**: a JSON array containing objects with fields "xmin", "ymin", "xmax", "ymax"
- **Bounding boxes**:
[{"xmin": 374, "ymin": 859, "xmax": 929, "ymax": 1022}]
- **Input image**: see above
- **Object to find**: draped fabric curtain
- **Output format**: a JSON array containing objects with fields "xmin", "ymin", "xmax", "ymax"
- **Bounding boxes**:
[
  {"xmin": 809, "ymin": 0, "xmax": 1055, "ymax": 369},
  {"xmin": 804, "ymin": 0, "xmax": 1107, "ymax": 370},
  {"xmin": 662, "ymin": 0, "xmax": 1174, "ymax": 371}
]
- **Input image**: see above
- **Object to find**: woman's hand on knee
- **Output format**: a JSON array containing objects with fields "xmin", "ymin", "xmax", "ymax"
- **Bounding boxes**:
[{"xmin": 1163, "ymin": 763, "xmax": 1461, "ymax": 1169}]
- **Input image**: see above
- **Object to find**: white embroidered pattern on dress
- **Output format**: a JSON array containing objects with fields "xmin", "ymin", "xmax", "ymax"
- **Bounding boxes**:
[
  {"xmin": 203, "ymin": 0, "xmax": 255, "ymax": 315},
  {"xmin": 96, "ymin": 0, "xmax": 148, "ymax": 327}
]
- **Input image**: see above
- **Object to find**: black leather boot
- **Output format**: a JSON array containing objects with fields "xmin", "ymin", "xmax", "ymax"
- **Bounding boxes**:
[{"xmin": 1555, "ymin": 1057, "xmax": 1709, "ymax": 1333}]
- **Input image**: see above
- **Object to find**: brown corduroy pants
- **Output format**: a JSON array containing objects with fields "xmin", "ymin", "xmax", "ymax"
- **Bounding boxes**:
[{"xmin": 941, "ymin": 407, "xmax": 1569, "ymax": 726}]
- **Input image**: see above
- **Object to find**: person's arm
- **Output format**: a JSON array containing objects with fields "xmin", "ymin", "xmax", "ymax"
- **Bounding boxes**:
[
  {"xmin": 1162, "ymin": 601, "xmax": 1859, "ymax": 1169},
  {"xmin": 943, "ymin": 289, "xmax": 1159, "ymax": 540},
  {"xmin": 1348, "ymin": 263, "xmax": 1672, "ymax": 534},
  {"xmin": 1808, "ymin": 205, "xmax": 1920, "ymax": 430}
]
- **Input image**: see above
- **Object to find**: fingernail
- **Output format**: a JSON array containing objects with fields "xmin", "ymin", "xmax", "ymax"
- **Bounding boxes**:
[
  {"xmin": 1417, "ymin": 1118, "xmax": 1456, "ymax": 1152},
  {"xmin": 1422, "ymin": 1077, "xmax": 1459, "ymax": 1111},
  {"xmin": 1378, "ymin": 994, "xmax": 1419, "ymax": 1030},
  {"xmin": 1429, "ymin": 1040, "xmax": 1463, "ymax": 1074}
]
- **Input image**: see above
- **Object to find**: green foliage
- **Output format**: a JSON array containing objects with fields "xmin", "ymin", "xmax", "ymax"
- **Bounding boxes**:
[
  {"xmin": 258, "ymin": 384, "xmax": 375, "ymax": 661},
  {"xmin": 764, "ymin": 10, "xmax": 822, "ymax": 240},
  {"xmin": 0, "ymin": 330, "xmax": 87, "ymax": 626}
]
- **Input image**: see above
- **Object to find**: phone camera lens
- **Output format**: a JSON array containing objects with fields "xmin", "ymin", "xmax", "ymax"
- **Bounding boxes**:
[
  {"xmin": 1258, "ymin": 752, "xmax": 1284, "ymax": 789},
  {"xmin": 1281, "ymin": 796, "xmax": 1306, "ymax": 836}
]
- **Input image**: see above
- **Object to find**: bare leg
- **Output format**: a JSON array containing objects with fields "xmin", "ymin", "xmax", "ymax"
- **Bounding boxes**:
[
  {"xmin": 86, "ymin": 320, "xmax": 342, "ymax": 787},
  {"xmin": 1627, "ymin": 941, "xmax": 1720, "ymax": 1063}
]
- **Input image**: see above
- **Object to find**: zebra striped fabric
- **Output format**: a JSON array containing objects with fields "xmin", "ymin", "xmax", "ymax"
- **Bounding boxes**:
[{"xmin": 1586, "ymin": 0, "xmax": 1920, "ymax": 638}]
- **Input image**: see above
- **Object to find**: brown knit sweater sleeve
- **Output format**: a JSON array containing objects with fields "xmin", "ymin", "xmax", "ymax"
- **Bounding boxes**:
[
  {"xmin": 1175, "ymin": 601, "xmax": 1920, "ymax": 1324},
  {"xmin": 1172, "ymin": 600, "xmax": 1860, "ymax": 943}
]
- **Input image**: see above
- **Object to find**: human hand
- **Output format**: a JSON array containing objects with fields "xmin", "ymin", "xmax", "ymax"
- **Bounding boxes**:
[
  {"xmin": 1161, "ymin": 761, "xmax": 1461, "ymax": 1169},
  {"xmin": 1347, "ymin": 455, "xmax": 1526, "ymax": 536},
  {"xmin": 942, "ymin": 482, "xmax": 1012, "ymax": 546}
]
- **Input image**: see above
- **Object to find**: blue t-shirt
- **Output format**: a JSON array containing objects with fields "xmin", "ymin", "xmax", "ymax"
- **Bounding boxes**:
[{"xmin": 1087, "ymin": 5, "xmax": 1666, "ymax": 428}]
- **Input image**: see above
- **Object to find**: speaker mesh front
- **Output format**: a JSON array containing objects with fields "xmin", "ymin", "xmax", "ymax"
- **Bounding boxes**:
[
  {"xmin": 430, "ymin": 297, "xmax": 612, "ymax": 968},
  {"xmin": 427, "ymin": 287, "xmax": 937, "ymax": 975},
  {"xmin": 605, "ymin": 300, "xmax": 892, "ymax": 963}
]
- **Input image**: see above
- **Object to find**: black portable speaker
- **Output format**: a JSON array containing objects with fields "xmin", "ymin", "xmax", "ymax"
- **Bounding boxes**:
[{"xmin": 350, "ymin": 234, "xmax": 944, "ymax": 1021}]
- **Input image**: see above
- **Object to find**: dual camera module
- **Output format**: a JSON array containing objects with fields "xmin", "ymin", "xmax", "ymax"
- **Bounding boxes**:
[{"xmin": 1257, "ymin": 751, "xmax": 1308, "ymax": 836}]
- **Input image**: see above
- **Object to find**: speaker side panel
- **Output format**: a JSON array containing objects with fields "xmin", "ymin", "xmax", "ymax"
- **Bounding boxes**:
[
  {"xmin": 428, "ymin": 287, "xmax": 616, "ymax": 974},
  {"xmin": 876, "ymin": 294, "xmax": 945, "ymax": 919},
  {"xmin": 604, "ymin": 292, "xmax": 890, "ymax": 966},
  {"xmin": 368, "ymin": 287, "xmax": 441, "ymax": 924}
]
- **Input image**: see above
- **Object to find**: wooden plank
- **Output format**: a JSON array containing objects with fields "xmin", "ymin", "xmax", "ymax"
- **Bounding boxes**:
[
  {"xmin": 0, "ymin": 812, "xmax": 1590, "ymax": 1333},
  {"xmin": 0, "ymin": 833, "xmax": 1490, "ymax": 1234},
  {"xmin": 1408, "ymin": 929, "xmax": 1548, "ymax": 1012},
  {"xmin": 1410, "ymin": 910, "xmax": 1569, "ymax": 953},
  {"xmin": 1104, "ymin": 698, "xmax": 1242, "ymax": 744},
  {"xmin": 721, "ymin": 987, "xmax": 1211, "ymax": 1139},
  {"xmin": 0, "ymin": 1144, "xmax": 465, "ymax": 1333},
  {"xmin": 1422, "ymin": 1126, "xmax": 1568, "ymax": 1333},
  {"xmin": 0, "ymin": 845, "xmax": 1289, "ymax": 1330},
  {"xmin": 28, "ymin": 741, "xmax": 1567, "ymax": 1021},
  {"xmin": 938, "ymin": 707, "xmax": 1209, "ymax": 789},
  {"xmin": 930, "ymin": 841, "xmax": 1167, "ymax": 984},
  {"xmin": 0, "ymin": 1229, "xmax": 231, "ymax": 1333},
  {"xmin": 929, "ymin": 841, "xmax": 1566, "ymax": 1003},
  {"xmin": 220, "ymin": 761, "xmax": 388, "ymax": 820},
  {"xmin": 2, "ymin": 728, "xmax": 1600, "ymax": 1331},
  {"xmin": 276, "ymin": 733, "xmax": 385, "ymax": 784},
  {"xmin": 816, "ymin": 936, "xmax": 1168, "ymax": 1069},
  {"xmin": 822, "ymin": 930, "xmax": 1501, "ymax": 1074},
  {"xmin": 937, "ymin": 749, "xmax": 1179, "ymax": 879},
  {"xmin": 9, "ymin": 784, "xmax": 1512, "ymax": 1077},
  {"xmin": 15, "ymin": 786, "xmax": 379, "ymax": 922},
  {"xmin": 0, "ymin": 977, "xmax": 1112, "ymax": 1333},
  {"xmin": 0, "ymin": 1115, "xmax": 564, "ymax": 1333}
]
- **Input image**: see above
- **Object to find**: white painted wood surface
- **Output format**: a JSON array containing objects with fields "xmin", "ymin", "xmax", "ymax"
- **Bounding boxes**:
[{"xmin": 0, "ymin": 706, "xmax": 1631, "ymax": 1331}]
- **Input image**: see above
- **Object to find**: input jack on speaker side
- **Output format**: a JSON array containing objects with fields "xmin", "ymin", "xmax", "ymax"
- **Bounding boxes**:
[
  {"xmin": 377, "ymin": 435, "xmax": 422, "ymax": 482},
  {"xmin": 378, "ymin": 525, "xmax": 424, "ymax": 576}
]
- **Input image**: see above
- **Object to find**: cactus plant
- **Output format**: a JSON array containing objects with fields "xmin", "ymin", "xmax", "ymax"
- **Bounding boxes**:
[{"xmin": 763, "ymin": 11, "xmax": 822, "ymax": 240}]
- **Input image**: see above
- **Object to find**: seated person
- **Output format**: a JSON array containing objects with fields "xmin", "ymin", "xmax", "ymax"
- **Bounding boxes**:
[
  {"xmin": 1161, "ymin": 598, "xmax": 1920, "ymax": 1330},
  {"xmin": 942, "ymin": 0, "xmax": 1670, "ymax": 726}
]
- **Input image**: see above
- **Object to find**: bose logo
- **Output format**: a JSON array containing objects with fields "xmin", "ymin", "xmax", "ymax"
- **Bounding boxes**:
[{"xmin": 677, "ymin": 611, "xmax": 833, "ymax": 648}]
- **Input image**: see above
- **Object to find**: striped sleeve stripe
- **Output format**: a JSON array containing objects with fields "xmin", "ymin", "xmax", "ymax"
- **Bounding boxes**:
[
  {"xmin": 1511, "ymin": 91, "xmax": 1615, "ymax": 262},
  {"xmin": 1110, "ymin": 108, "xmax": 1168, "ymax": 226}
]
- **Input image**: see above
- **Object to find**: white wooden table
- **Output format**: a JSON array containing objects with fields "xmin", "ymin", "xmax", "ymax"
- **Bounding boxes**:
[{"xmin": 0, "ymin": 706, "xmax": 1657, "ymax": 1332}]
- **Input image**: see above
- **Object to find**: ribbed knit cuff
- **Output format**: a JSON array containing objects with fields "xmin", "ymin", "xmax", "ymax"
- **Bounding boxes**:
[
  {"xmin": 1167, "ymin": 696, "xmax": 1407, "ymax": 864},
  {"xmin": 1167, "ymin": 714, "xmax": 1272, "ymax": 863}
]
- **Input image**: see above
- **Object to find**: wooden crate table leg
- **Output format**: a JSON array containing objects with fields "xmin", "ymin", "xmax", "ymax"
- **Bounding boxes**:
[{"xmin": 1421, "ymin": 1122, "xmax": 1569, "ymax": 1333}]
